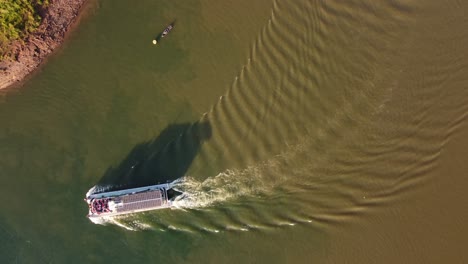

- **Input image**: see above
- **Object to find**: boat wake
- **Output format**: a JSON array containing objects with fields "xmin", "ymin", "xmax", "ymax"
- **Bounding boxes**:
[
  {"xmin": 86, "ymin": 163, "xmax": 283, "ymax": 229},
  {"xmin": 85, "ymin": 141, "xmax": 305, "ymax": 229},
  {"xmin": 171, "ymin": 172, "xmax": 259, "ymax": 209}
]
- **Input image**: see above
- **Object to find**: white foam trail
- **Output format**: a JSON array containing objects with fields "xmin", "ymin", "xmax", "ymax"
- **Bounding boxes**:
[
  {"xmin": 108, "ymin": 218, "xmax": 137, "ymax": 231},
  {"xmin": 89, "ymin": 215, "xmax": 155, "ymax": 231},
  {"xmin": 171, "ymin": 161, "xmax": 284, "ymax": 209},
  {"xmin": 88, "ymin": 215, "xmax": 137, "ymax": 231},
  {"xmin": 168, "ymin": 141, "xmax": 314, "ymax": 210}
]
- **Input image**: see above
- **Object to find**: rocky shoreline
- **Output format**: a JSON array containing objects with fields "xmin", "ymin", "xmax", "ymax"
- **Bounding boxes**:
[{"xmin": 0, "ymin": 0, "xmax": 88, "ymax": 90}]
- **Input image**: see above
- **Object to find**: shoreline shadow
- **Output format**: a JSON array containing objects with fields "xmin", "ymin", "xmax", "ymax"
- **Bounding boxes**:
[{"xmin": 93, "ymin": 120, "xmax": 211, "ymax": 194}]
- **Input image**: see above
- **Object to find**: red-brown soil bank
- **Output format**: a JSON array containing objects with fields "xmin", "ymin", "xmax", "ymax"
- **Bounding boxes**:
[{"xmin": 0, "ymin": 0, "xmax": 88, "ymax": 90}]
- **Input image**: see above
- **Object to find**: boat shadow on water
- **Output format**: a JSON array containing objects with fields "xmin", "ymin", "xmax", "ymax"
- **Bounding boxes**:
[{"xmin": 93, "ymin": 121, "xmax": 211, "ymax": 194}]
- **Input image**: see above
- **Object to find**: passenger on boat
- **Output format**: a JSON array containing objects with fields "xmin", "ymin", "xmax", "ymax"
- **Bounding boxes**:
[{"xmin": 96, "ymin": 202, "xmax": 102, "ymax": 213}]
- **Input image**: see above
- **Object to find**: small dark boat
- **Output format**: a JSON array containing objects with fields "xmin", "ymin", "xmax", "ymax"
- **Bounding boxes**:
[
  {"xmin": 161, "ymin": 24, "xmax": 173, "ymax": 38},
  {"xmin": 153, "ymin": 22, "xmax": 175, "ymax": 45}
]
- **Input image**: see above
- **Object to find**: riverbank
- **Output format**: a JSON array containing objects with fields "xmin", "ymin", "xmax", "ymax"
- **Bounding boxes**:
[{"xmin": 0, "ymin": 0, "xmax": 88, "ymax": 90}]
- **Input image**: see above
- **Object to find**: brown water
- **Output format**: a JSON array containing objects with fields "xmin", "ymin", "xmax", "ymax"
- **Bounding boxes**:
[{"xmin": 0, "ymin": 0, "xmax": 467, "ymax": 263}]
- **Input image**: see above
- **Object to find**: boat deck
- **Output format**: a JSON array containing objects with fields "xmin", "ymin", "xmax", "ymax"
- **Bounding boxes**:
[
  {"xmin": 115, "ymin": 189, "xmax": 167, "ymax": 213},
  {"xmin": 86, "ymin": 183, "xmax": 173, "ymax": 217}
]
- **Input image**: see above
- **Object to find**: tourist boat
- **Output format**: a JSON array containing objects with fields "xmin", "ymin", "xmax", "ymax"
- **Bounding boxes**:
[
  {"xmin": 153, "ymin": 22, "xmax": 175, "ymax": 45},
  {"xmin": 85, "ymin": 182, "xmax": 180, "ymax": 218}
]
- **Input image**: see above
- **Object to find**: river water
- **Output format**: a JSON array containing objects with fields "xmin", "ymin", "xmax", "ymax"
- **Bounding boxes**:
[{"xmin": 1, "ymin": 0, "xmax": 468, "ymax": 263}]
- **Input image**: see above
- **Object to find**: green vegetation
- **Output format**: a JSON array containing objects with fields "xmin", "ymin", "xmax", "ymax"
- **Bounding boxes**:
[{"xmin": 0, "ymin": 0, "xmax": 48, "ymax": 59}]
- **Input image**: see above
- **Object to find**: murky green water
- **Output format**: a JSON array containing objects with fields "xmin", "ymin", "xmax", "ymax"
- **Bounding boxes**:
[{"xmin": 1, "ymin": 0, "xmax": 468, "ymax": 263}]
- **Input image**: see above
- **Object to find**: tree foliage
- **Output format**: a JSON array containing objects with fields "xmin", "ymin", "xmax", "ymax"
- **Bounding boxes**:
[{"xmin": 0, "ymin": 0, "xmax": 48, "ymax": 59}]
